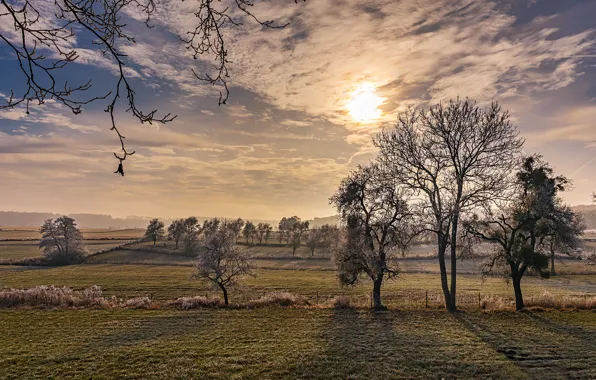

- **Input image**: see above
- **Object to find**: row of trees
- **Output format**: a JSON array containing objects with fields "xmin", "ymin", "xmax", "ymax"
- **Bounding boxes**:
[
  {"xmin": 331, "ymin": 98, "xmax": 586, "ymax": 311},
  {"xmin": 144, "ymin": 215, "xmax": 342, "ymax": 256}
]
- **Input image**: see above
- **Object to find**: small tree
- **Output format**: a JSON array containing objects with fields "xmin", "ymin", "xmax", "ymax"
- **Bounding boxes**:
[
  {"xmin": 144, "ymin": 219, "xmax": 165, "ymax": 246},
  {"xmin": 279, "ymin": 216, "xmax": 301, "ymax": 244},
  {"xmin": 330, "ymin": 164, "xmax": 415, "ymax": 309},
  {"xmin": 181, "ymin": 217, "xmax": 200, "ymax": 255},
  {"xmin": 167, "ymin": 219, "xmax": 185, "ymax": 249},
  {"xmin": 264, "ymin": 224, "xmax": 273, "ymax": 245},
  {"xmin": 320, "ymin": 224, "xmax": 342, "ymax": 253},
  {"xmin": 228, "ymin": 218, "xmax": 245, "ymax": 243},
  {"xmin": 289, "ymin": 221, "xmax": 309, "ymax": 255},
  {"xmin": 193, "ymin": 227, "xmax": 254, "ymax": 305},
  {"xmin": 243, "ymin": 221, "xmax": 256, "ymax": 245},
  {"xmin": 465, "ymin": 156, "xmax": 583, "ymax": 310},
  {"xmin": 256, "ymin": 223, "xmax": 271, "ymax": 245},
  {"xmin": 39, "ymin": 216, "xmax": 87, "ymax": 265},
  {"xmin": 306, "ymin": 227, "xmax": 322, "ymax": 256}
]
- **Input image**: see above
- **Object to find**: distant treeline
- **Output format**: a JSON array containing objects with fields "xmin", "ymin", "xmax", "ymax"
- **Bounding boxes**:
[{"xmin": 0, "ymin": 211, "xmax": 339, "ymax": 230}]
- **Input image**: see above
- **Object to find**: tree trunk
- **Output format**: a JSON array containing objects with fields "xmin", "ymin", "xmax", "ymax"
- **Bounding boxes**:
[
  {"xmin": 175, "ymin": 240, "xmax": 179, "ymax": 250},
  {"xmin": 513, "ymin": 275, "xmax": 524, "ymax": 311},
  {"xmin": 153, "ymin": 238, "xmax": 156, "ymax": 246},
  {"xmin": 449, "ymin": 210, "xmax": 460, "ymax": 312},
  {"xmin": 372, "ymin": 275, "xmax": 384, "ymax": 309},
  {"xmin": 437, "ymin": 238, "xmax": 454, "ymax": 311},
  {"xmin": 219, "ymin": 283, "xmax": 229, "ymax": 305},
  {"xmin": 311, "ymin": 248, "xmax": 315, "ymax": 256},
  {"xmin": 550, "ymin": 241, "xmax": 556, "ymax": 276}
]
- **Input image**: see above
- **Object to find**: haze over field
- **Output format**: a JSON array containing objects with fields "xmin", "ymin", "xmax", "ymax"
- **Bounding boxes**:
[{"xmin": 1, "ymin": 0, "xmax": 595, "ymax": 220}]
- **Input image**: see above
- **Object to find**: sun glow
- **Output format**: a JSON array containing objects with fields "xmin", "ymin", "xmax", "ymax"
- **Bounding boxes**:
[{"xmin": 347, "ymin": 84, "xmax": 385, "ymax": 123}]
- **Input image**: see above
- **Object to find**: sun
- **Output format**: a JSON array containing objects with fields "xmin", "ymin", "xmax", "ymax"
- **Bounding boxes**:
[{"xmin": 347, "ymin": 84, "xmax": 385, "ymax": 123}]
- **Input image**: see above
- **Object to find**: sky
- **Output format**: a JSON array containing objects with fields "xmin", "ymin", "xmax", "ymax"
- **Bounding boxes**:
[{"xmin": 0, "ymin": 0, "xmax": 595, "ymax": 220}]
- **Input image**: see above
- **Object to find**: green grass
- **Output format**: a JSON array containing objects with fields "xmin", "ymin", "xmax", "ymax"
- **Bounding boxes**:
[
  {"xmin": 1, "ymin": 264, "xmax": 595, "ymax": 308},
  {"xmin": 0, "ymin": 240, "xmax": 133, "ymax": 260},
  {"xmin": 0, "ymin": 308, "xmax": 595, "ymax": 379}
]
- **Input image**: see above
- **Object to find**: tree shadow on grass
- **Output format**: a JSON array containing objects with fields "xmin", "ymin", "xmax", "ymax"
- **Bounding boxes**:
[
  {"xmin": 455, "ymin": 311, "xmax": 596, "ymax": 379},
  {"xmin": 294, "ymin": 308, "xmax": 523, "ymax": 379}
]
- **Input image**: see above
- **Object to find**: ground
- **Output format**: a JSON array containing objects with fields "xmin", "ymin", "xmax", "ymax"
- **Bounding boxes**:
[
  {"xmin": 1, "ymin": 309, "xmax": 595, "ymax": 379},
  {"xmin": 1, "ymin": 227, "xmax": 596, "ymax": 379}
]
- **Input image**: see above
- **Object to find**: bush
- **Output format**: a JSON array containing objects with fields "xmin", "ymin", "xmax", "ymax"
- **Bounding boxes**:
[
  {"xmin": 480, "ymin": 295, "xmax": 508, "ymax": 310},
  {"xmin": 171, "ymin": 296, "xmax": 221, "ymax": 309},
  {"xmin": 123, "ymin": 297, "xmax": 152, "ymax": 309},
  {"xmin": 328, "ymin": 296, "xmax": 353, "ymax": 309},
  {"xmin": 0, "ymin": 285, "xmax": 108, "ymax": 308},
  {"xmin": 45, "ymin": 249, "xmax": 87, "ymax": 266},
  {"xmin": 249, "ymin": 292, "xmax": 309, "ymax": 308}
]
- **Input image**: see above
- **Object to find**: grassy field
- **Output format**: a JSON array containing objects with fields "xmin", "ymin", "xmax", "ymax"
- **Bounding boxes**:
[
  {"xmin": 2, "ymin": 227, "xmax": 596, "ymax": 378},
  {"xmin": 1, "ymin": 264, "xmax": 595, "ymax": 308},
  {"xmin": 0, "ymin": 240, "xmax": 134, "ymax": 260},
  {"xmin": 0, "ymin": 227, "xmax": 144, "ymax": 240},
  {"xmin": 0, "ymin": 308, "xmax": 595, "ymax": 379}
]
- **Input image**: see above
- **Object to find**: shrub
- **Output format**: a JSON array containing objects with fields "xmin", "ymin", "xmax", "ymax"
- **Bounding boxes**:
[
  {"xmin": 0, "ymin": 285, "xmax": 107, "ymax": 308},
  {"xmin": 123, "ymin": 297, "xmax": 152, "ymax": 309},
  {"xmin": 249, "ymin": 292, "xmax": 309, "ymax": 308},
  {"xmin": 328, "ymin": 295, "xmax": 353, "ymax": 309},
  {"xmin": 480, "ymin": 295, "xmax": 508, "ymax": 310},
  {"xmin": 171, "ymin": 296, "xmax": 221, "ymax": 309}
]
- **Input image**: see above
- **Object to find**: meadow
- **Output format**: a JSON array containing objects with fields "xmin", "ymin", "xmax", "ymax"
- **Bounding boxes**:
[
  {"xmin": 1, "ymin": 309, "xmax": 595, "ymax": 379},
  {"xmin": 2, "ymin": 227, "xmax": 596, "ymax": 378}
]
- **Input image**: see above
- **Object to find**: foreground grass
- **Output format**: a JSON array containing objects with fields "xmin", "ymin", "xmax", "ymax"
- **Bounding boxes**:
[
  {"xmin": 1, "ymin": 264, "xmax": 595, "ymax": 308},
  {"xmin": 0, "ymin": 309, "xmax": 595, "ymax": 379}
]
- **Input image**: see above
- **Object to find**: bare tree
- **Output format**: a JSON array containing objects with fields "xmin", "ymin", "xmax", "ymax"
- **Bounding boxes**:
[
  {"xmin": 243, "ymin": 220, "xmax": 256, "ymax": 245},
  {"xmin": 0, "ymin": 0, "xmax": 303, "ymax": 173},
  {"xmin": 227, "ymin": 218, "xmax": 245, "ymax": 243},
  {"xmin": 201, "ymin": 218, "xmax": 221, "ymax": 238},
  {"xmin": 279, "ymin": 216, "xmax": 300, "ymax": 244},
  {"xmin": 256, "ymin": 222, "xmax": 271, "ymax": 245},
  {"xmin": 192, "ymin": 224, "xmax": 254, "ymax": 305},
  {"xmin": 181, "ymin": 216, "xmax": 200, "ymax": 254},
  {"xmin": 374, "ymin": 98, "xmax": 524, "ymax": 311},
  {"xmin": 464, "ymin": 156, "xmax": 583, "ymax": 310},
  {"xmin": 167, "ymin": 219, "xmax": 185, "ymax": 249},
  {"xmin": 330, "ymin": 164, "xmax": 415, "ymax": 309},
  {"xmin": 144, "ymin": 218, "xmax": 164, "ymax": 245},
  {"xmin": 320, "ymin": 223, "xmax": 342, "ymax": 253},
  {"xmin": 264, "ymin": 224, "xmax": 273, "ymax": 245},
  {"xmin": 39, "ymin": 216, "xmax": 87, "ymax": 265},
  {"xmin": 305, "ymin": 226, "xmax": 321, "ymax": 256},
  {"xmin": 289, "ymin": 220, "xmax": 309, "ymax": 255}
]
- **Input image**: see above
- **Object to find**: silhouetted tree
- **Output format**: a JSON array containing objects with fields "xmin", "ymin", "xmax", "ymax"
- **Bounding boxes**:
[
  {"xmin": 144, "ymin": 218, "xmax": 165, "ymax": 245},
  {"xmin": 465, "ymin": 156, "xmax": 583, "ymax": 310},
  {"xmin": 39, "ymin": 216, "xmax": 87, "ymax": 265},
  {"xmin": 181, "ymin": 216, "xmax": 200, "ymax": 254},
  {"xmin": 330, "ymin": 164, "xmax": 415, "ymax": 309},
  {"xmin": 243, "ymin": 221, "xmax": 256, "ymax": 245},
  {"xmin": 279, "ymin": 216, "xmax": 301, "ymax": 244},
  {"xmin": 289, "ymin": 221, "xmax": 309, "ymax": 255},
  {"xmin": 305, "ymin": 226, "xmax": 321, "ymax": 256},
  {"xmin": 0, "ymin": 0, "xmax": 303, "ymax": 173},
  {"xmin": 374, "ymin": 98, "xmax": 524, "ymax": 311},
  {"xmin": 167, "ymin": 219, "xmax": 185, "ymax": 249},
  {"xmin": 256, "ymin": 223, "xmax": 271, "ymax": 245},
  {"xmin": 264, "ymin": 224, "xmax": 273, "ymax": 245}
]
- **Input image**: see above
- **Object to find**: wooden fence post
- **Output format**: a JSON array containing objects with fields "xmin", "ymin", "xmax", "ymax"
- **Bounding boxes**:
[
  {"xmin": 316, "ymin": 291, "xmax": 319, "ymax": 305},
  {"xmin": 425, "ymin": 290, "xmax": 428, "ymax": 309},
  {"xmin": 478, "ymin": 292, "xmax": 481, "ymax": 310},
  {"xmin": 370, "ymin": 291, "xmax": 373, "ymax": 309}
]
